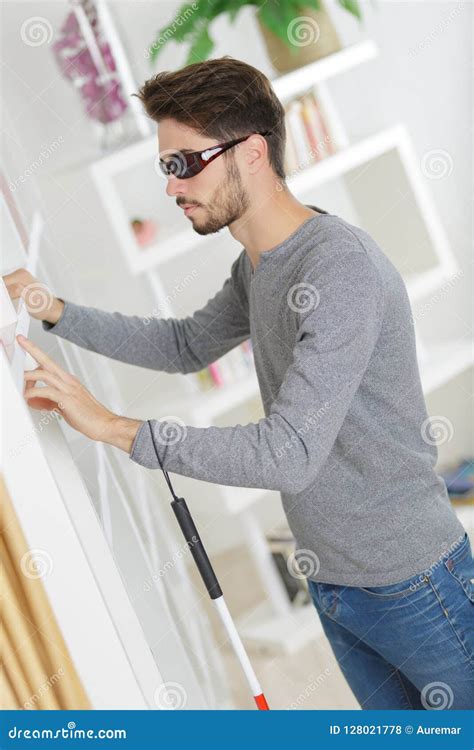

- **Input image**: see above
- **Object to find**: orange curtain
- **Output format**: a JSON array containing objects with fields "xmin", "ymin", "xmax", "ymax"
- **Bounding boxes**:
[{"xmin": 0, "ymin": 474, "xmax": 90, "ymax": 709}]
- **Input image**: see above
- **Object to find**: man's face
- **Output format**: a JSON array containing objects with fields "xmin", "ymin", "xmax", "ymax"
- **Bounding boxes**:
[{"xmin": 158, "ymin": 119, "xmax": 249, "ymax": 236}]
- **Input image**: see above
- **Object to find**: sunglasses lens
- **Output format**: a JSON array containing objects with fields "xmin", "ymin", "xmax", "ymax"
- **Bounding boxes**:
[{"xmin": 160, "ymin": 153, "xmax": 191, "ymax": 178}]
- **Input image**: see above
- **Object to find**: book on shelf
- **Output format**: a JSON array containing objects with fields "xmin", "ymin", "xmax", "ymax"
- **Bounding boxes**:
[
  {"xmin": 195, "ymin": 339, "xmax": 255, "ymax": 392},
  {"xmin": 284, "ymin": 90, "xmax": 336, "ymax": 175}
]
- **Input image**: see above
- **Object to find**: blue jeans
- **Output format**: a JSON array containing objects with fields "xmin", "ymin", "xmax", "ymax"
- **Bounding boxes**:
[{"xmin": 308, "ymin": 531, "xmax": 474, "ymax": 709}]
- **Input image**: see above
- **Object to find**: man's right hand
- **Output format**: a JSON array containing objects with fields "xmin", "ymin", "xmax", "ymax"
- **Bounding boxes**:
[{"xmin": 2, "ymin": 268, "xmax": 64, "ymax": 325}]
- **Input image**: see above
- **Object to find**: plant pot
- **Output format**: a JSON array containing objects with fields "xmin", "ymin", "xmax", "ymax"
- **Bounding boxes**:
[{"xmin": 257, "ymin": 2, "xmax": 342, "ymax": 74}]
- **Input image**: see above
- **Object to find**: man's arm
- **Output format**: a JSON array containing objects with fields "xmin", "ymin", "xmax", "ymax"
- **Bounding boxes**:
[
  {"xmin": 4, "ymin": 256, "xmax": 250, "ymax": 374},
  {"xmin": 114, "ymin": 252, "xmax": 385, "ymax": 495}
]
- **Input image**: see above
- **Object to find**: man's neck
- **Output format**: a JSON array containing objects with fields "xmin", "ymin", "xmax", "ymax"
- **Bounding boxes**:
[{"xmin": 227, "ymin": 189, "xmax": 319, "ymax": 272}]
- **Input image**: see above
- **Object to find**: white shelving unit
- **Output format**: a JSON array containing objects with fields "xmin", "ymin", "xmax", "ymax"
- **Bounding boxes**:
[{"xmin": 88, "ymin": 40, "xmax": 472, "ymax": 655}]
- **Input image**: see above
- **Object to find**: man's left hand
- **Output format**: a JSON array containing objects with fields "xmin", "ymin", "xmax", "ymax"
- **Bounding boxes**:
[{"xmin": 18, "ymin": 334, "xmax": 141, "ymax": 452}]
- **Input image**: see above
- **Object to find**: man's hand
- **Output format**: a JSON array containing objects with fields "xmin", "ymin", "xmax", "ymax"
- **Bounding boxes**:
[
  {"xmin": 18, "ymin": 334, "xmax": 143, "ymax": 453},
  {"xmin": 3, "ymin": 268, "xmax": 64, "ymax": 325}
]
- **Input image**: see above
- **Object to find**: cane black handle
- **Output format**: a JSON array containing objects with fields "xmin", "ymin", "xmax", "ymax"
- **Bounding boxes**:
[{"xmin": 171, "ymin": 497, "xmax": 223, "ymax": 600}]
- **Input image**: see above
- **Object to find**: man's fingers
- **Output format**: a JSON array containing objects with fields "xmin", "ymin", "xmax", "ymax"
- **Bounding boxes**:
[
  {"xmin": 17, "ymin": 335, "xmax": 73, "ymax": 381},
  {"xmin": 24, "ymin": 369, "xmax": 68, "ymax": 393},
  {"xmin": 25, "ymin": 396, "xmax": 61, "ymax": 412},
  {"xmin": 24, "ymin": 385, "xmax": 64, "ymax": 407},
  {"xmin": 3, "ymin": 269, "xmax": 31, "ymax": 299}
]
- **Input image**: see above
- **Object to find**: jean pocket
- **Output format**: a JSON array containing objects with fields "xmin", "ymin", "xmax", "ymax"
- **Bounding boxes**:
[
  {"xmin": 443, "ymin": 533, "xmax": 474, "ymax": 603},
  {"xmin": 358, "ymin": 573, "xmax": 430, "ymax": 600}
]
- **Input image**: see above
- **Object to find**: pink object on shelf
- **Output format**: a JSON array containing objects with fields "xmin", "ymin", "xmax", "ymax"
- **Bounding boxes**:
[
  {"xmin": 208, "ymin": 362, "xmax": 225, "ymax": 387},
  {"xmin": 52, "ymin": 1, "xmax": 128, "ymax": 125},
  {"xmin": 131, "ymin": 218, "xmax": 157, "ymax": 248}
]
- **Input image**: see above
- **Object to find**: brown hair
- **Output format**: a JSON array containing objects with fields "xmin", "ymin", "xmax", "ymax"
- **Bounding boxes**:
[{"xmin": 133, "ymin": 56, "xmax": 287, "ymax": 179}]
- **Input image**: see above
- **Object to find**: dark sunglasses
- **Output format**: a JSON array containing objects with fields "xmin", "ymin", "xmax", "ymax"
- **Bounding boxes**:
[{"xmin": 158, "ymin": 131, "xmax": 271, "ymax": 180}]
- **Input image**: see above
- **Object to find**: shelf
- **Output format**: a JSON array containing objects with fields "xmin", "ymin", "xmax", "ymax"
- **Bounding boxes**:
[
  {"xmin": 191, "ymin": 372, "xmax": 260, "ymax": 422},
  {"xmin": 94, "ymin": 123, "xmax": 455, "ymax": 286},
  {"xmin": 128, "ymin": 227, "xmax": 209, "ymax": 275},
  {"xmin": 136, "ymin": 337, "xmax": 472, "ymax": 431},
  {"xmin": 220, "ymin": 486, "xmax": 276, "ymax": 516},
  {"xmin": 236, "ymin": 600, "xmax": 323, "ymax": 656},
  {"xmin": 405, "ymin": 266, "xmax": 459, "ymax": 303},
  {"xmin": 453, "ymin": 504, "xmax": 474, "ymax": 534},
  {"xmin": 420, "ymin": 338, "xmax": 473, "ymax": 395},
  {"xmin": 288, "ymin": 124, "xmax": 405, "ymax": 193},
  {"xmin": 272, "ymin": 40, "xmax": 379, "ymax": 102},
  {"xmin": 92, "ymin": 125, "xmax": 416, "ymax": 275}
]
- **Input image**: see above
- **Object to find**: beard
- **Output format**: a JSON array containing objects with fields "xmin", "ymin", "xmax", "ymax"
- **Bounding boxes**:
[{"xmin": 190, "ymin": 158, "xmax": 250, "ymax": 236}]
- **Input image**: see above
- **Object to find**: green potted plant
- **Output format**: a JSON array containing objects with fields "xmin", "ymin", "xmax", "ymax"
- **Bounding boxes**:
[{"xmin": 147, "ymin": 0, "xmax": 363, "ymax": 74}]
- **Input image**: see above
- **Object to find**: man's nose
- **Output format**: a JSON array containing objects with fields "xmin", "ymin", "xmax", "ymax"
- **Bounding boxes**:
[{"xmin": 165, "ymin": 176, "xmax": 187, "ymax": 198}]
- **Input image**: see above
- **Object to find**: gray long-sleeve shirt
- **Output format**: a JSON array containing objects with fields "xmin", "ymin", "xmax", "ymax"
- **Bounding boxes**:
[{"xmin": 43, "ymin": 205, "xmax": 465, "ymax": 586}]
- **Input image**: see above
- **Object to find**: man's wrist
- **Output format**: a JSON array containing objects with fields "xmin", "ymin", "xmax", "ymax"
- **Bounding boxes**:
[
  {"xmin": 43, "ymin": 297, "xmax": 65, "ymax": 325},
  {"xmin": 102, "ymin": 415, "xmax": 144, "ymax": 454}
]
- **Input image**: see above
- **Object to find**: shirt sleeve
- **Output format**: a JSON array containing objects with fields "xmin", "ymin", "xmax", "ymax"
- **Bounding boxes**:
[
  {"xmin": 42, "ymin": 253, "xmax": 250, "ymax": 373},
  {"xmin": 129, "ymin": 251, "xmax": 385, "ymax": 495}
]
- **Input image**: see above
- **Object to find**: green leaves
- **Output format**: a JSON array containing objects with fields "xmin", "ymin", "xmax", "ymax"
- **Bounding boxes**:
[
  {"xmin": 258, "ymin": 0, "xmax": 305, "ymax": 43},
  {"xmin": 147, "ymin": 0, "xmax": 364, "ymax": 66},
  {"xmin": 337, "ymin": 0, "xmax": 362, "ymax": 21},
  {"xmin": 186, "ymin": 24, "xmax": 214, "ymax": 64}
]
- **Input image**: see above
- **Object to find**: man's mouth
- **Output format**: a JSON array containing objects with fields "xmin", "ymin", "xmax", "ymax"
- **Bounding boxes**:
[{"xmin": 182, "ymin": 204, "xmax": 199, "ymax": 216}]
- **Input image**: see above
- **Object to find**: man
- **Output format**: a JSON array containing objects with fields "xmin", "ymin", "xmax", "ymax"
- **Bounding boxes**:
[{"xmin": 5, "ymin": 57, "xmax": 473, "ymax": 710}]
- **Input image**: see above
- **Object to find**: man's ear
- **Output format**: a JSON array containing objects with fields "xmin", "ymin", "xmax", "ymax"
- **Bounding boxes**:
[{"xmin": 244, "ymin": 134, "xmax": 268, "ymax": 175}]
